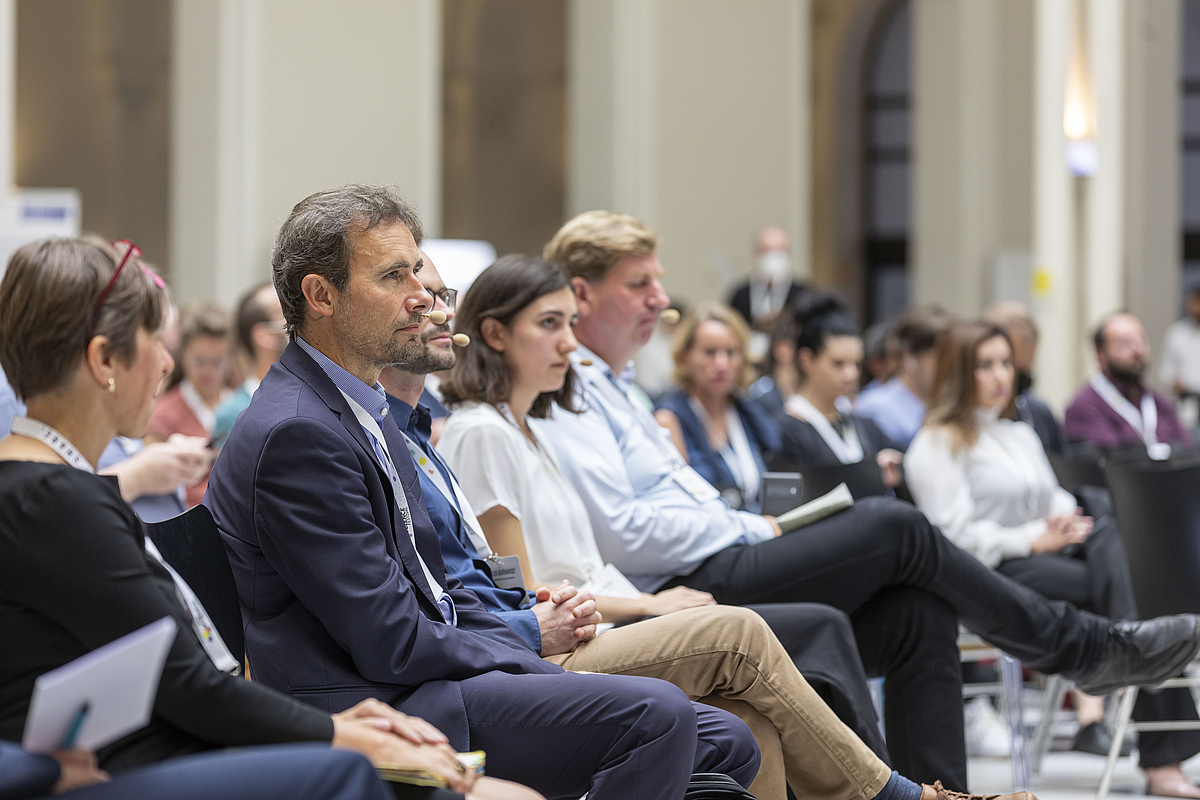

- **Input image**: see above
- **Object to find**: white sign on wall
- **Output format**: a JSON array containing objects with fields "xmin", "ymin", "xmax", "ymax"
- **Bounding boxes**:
[{"xmin": 0, "ymin": 189, "xmax": 82, "ymax": 280}]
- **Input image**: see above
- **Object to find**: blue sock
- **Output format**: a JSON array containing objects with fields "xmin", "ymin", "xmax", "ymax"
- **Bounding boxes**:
[{"xmin": 872, "ymin": 771, "xmax": 924, "ymax": 800}]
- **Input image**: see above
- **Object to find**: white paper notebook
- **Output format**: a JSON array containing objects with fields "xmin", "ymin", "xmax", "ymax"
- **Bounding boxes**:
[
  {"xmin": 23, "ymin": 616, "xmax": 177, "ymax": 753},
  {"xmin": 775, "ymin": 483, "xmax": 854, "ymax": 534}
]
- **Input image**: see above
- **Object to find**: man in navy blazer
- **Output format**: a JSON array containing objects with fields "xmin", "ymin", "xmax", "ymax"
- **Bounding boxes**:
[{"xmin": 204, "ymin": 184, "xmax": 759, "ymax": 800}]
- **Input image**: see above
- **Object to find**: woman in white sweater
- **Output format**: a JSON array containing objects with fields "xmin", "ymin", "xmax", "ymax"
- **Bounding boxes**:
[{"xmin": 907, "ymin": 320, "xmax": 1200, "ymax": 798}]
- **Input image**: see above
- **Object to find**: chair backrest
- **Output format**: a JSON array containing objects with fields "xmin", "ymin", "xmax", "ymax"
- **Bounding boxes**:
[
  {"xmin": 769, "ymin": 457, "xmax": 888, "ymax": 504},
  {"xmin": 1048, "ymin": 450, "xmax": 1106, "ymax": 490},
  {"xmin": 145, "ymin": 505, "xmax": 244, "ymax": 664},
  {"xmin": 1103, "ymin": 457, "xmax": 1200, "ymax": 619}
]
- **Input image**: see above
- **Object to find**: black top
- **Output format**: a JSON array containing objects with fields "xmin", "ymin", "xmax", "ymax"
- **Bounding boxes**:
[
  {"xmin": 776, "ymin": 412, "xmax": 897, "ymax": 466},
  {"xmin": 728, "ymin": 280, "xmax": 808, "ymax": 326},
  {"xmin": 1016, "ymin": 391, "xmax": 1065, "ymax": 455},
  {"xmin": 0, "ymin": 462, "xmax": 332, "ymax": 771}
]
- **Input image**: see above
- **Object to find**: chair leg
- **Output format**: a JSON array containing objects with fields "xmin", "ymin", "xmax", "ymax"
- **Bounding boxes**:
[
  {"xmin": 1031, "ymin": 674, "xmax": 1068, "ymax": 775},
  {"xmin": 1000, "ymin": 654, "xmax": 1032, "ymax": 791},
  {"xmin": 1096, "ymin": 686, "xmax": 1139, "ymax": 800}
]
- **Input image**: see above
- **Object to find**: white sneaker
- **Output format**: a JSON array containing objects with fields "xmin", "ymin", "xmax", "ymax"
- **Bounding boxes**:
[{"xmin": 964, "ymin": 697, "xmax": 1012, "ymax": 758}]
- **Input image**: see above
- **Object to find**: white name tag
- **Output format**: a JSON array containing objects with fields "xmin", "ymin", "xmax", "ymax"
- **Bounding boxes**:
[
  {"xmin": 488, "ymin": 555, "xmax": 525, "ymax": 590},
  {"xmin": 579, "ymin": 563, "xmax": 643, "ymax": 600},
  {"xmin": 671, "ymin": 464, "xmax": 722, "ymax": 503}
]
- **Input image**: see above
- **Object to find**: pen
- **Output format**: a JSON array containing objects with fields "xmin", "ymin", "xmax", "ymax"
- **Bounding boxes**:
[{"xmin": 59, "ymin": 702, "xmax": 89, "ymax": 749}]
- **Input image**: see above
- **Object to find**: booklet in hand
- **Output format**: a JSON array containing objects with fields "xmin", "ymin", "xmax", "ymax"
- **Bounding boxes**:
[
  {"xmin": 377, "ymin": 750, "xmax": 486, "ymax": 787},
  {"xmin": 775, "ymin": 483, "xmax": 854, "ymax": 534},
  {"xmin": 22, "ymin": 616, "xmax": 177, "ymax": 753}
]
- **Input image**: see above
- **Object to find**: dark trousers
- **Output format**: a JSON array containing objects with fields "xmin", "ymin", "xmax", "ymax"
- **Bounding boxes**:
[
  {"xmin": 667, "ymin": 497, "xmax": 1116, "ymax": 790},
  {"xmin": 744, "ymin": 602, "xmax": 891, "ymax": 763},
  {"xmin": 48, "ymin": 745, "xmax": 440, "ymax": 800},
  {"xmin": 998, "ymin": 517, "xmax": 1200, "ymax": 768},
  {"xmin": 458, "ymin": 670, "xmax": 759, "ymax": 800}
]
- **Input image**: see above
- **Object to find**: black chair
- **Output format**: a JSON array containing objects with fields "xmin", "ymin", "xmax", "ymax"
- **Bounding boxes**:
[
  {"xmin": 1093, "ymin": 457, "xmax": 1200, "ymax": 800},
  {"xmin": 768, "ymin": 457, "xmax": 887, "ymax": 504},
  {"xmin": 1103, "ymin": 457, "xmax": 1200, "ymax": 619},
  {"xmin": 145, "ymin": 505, "xmax": 244, "ymax": 666}
]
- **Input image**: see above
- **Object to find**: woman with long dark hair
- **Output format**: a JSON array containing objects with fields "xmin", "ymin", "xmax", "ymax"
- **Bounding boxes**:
[{"xmin": 907, "ymin": 321, "xmax": 1200, "ymax": 797}]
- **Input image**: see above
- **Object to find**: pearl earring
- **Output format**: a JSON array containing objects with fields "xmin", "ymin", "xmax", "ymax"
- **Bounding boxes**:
[{"xmin": 106, "ymin": 378, "xmax": 116, "ymax": 393}]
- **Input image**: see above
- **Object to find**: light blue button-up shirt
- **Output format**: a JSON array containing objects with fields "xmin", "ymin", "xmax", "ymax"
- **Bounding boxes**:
[
  {"xmin": 854, "ymin": 376, "xmax": 927, "ymax": 450},
  {"xmin": 533, "ymin": 345, "xmax": 775, "ymax": 592},
  {"xmin": 295, "ymin": 337, "xmax": 456, "ymax": 625},
  {"xmin": 0, "ymin": 365, "xmax": 25, "ymax": 433}
]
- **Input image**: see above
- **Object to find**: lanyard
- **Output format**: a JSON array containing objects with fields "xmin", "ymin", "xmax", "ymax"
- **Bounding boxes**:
[
  {"xmin": 784, "ymin": 395, "xmax": 864, "ymax": 464},
  {"xmin": 398, "ymin": 428, "xmax": 493, "ymax": 559},
  {"xmin": 1090, "ymin": 374, "xmax": 1170, "ymax": 459},
  {"xmin": 144, "ymin": 538, "xmax": 240, "ymax": 673},
  {"xmin": 688, "ymin": 397, "xmax": 760, "ymax": 502},
  {"xmin": 338, "ymin": 390, "xmax": 452, "ymax": 611},
  {"xmin": 10, "ymin": 416, "xmax": 239, "ymax": 672},
  {"xmin": 10, "ymin": 417, "xmax": 95, "ymax": 472}
]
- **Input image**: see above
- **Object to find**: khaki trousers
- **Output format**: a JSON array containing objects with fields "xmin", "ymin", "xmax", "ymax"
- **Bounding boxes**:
[{"xmin": 545, "ymin": 605, "xmax": 890, "ymax": 800}]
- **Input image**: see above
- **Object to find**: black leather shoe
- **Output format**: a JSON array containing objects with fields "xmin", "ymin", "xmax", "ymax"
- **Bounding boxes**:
[
  {"xmin": 1071, "ymin": 721, "xmax": 1133, "ymax": 757},
  {"xmin": 1072, "ymin": 615, "xmax": 1200, "ymax": 696}
]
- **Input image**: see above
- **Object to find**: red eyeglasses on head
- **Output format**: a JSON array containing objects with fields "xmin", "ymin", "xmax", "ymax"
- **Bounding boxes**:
[{"xmin": 84, "ymin": 239, "xmax": 166, "ymax": 341}]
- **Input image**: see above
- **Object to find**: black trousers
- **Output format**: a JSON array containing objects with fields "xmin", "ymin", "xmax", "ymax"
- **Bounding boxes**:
[
  {"xmin": 667, "ymin": 497, "xmax": 1116, "ymax": 790},
  {"xmin": 998, "ymin": 517, "xmax": 1200, "ymax": 768}
]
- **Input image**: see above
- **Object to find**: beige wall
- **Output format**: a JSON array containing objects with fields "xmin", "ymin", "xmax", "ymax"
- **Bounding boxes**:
[
  {"xmin": 567, "ymin": 0, "xmax": 809, "ymax": 306},
  {"xmin": 171, "ymin": 0, "xmax": 440, "ymax": 306}
]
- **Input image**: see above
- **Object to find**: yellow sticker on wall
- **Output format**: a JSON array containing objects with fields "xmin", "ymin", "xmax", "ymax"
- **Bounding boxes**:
[{"xmin": 1032, "ymin": 267, "xmax": 1052, "ymax": 298}]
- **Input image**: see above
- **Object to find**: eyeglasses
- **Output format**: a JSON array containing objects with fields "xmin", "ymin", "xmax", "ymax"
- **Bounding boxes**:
[
  {"xmin": 431, "ymin": 287, "xmax": 458, "ymax": 311},
  {"xmin": 85, "ymin": 239, "xmax": 166, "ymax": 341}
]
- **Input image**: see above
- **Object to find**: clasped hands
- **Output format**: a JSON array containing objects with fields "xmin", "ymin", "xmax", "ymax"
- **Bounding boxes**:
[
  {"xmin": 1030, "ymin": 507, "xmax": 1093, "ymax": 555},
  {"xmin": 533, "ymin": 580, "xmax": 603, "ymax": 656}
]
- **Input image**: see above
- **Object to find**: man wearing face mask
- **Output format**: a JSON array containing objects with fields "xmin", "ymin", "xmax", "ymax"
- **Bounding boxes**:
[
  {"xmin": 985, "ymin": 302, "xmax": 1064, "ymax": 455},
  {"xmin": 1065, "ymin": 312, "xmax": 1192, "ymax": 458},
  {"xmin": 728, "ymin": 227, "xmax": 806, "ymax": 332}
]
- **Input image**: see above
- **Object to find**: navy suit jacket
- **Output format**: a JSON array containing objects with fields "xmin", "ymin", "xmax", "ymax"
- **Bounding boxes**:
[{"xmin": 204, "ymin": 343, "xmax": 559, "ymax": 749}]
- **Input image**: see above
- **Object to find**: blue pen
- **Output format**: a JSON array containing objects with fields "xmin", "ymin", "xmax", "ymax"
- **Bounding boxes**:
[{"xmin": 59, "ymin": 702, "xmax": 89, "ymax": 749}]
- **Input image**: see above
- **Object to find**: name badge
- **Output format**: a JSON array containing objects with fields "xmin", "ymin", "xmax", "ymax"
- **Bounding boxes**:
[
  {"xmin": 671, "ymin": 464, "xmax": 722, "ymax": 503},
  {"xmin": 488, "ymin": 555, "xmax": 525, "ymax": 591}
]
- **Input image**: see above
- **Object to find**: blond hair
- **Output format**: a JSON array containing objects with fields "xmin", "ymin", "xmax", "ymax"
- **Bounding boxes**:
[
  {"xmin": 543, "ymin": 210, "xmax": 657, "ymax": 283},
  {"xmin": 670, "ymin": 303, "xmax": 756, "ymax": 395}
]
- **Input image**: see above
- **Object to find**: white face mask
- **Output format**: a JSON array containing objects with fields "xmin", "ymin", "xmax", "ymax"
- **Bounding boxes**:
[{"xmin": 756, "ymin": 250, "xmax": 791, "ymax": 284}]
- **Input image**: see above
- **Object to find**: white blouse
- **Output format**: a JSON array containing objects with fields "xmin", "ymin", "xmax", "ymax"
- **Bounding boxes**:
[
  {"xmin": 438, "ymin": 401, "xmax": 605, "ymax": 587},
  {"xmin": 905, "ymin": 409, "xmax": 1077, "ymax": 568}
]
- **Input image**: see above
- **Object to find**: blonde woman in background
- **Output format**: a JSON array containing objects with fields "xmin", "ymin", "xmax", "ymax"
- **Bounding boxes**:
[{"xmin": 653, "ymin": 303, "xmax": 781, "ymax": 512}]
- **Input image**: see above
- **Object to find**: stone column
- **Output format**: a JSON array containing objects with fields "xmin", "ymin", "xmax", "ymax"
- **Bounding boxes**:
[{"xmin": 1123, "ymin": 0, "xmax": 1182, "ymax": 386}]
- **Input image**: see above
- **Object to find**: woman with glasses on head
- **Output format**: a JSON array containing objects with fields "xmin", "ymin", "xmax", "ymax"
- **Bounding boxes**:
[
  {"xmin": 905, "ymin": 321, "xmax": 1200, "ymax": 797},
  {"xmin": 652, "ymin": 303, "xmax": 781, "ymax": 512},
  {"xmin": 145, "ymin": 303, "xmax": 231, "ymax": 507},
  {"xmin": 0, "ymin": 236, "xmax": 537, "ymax": 800}
]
